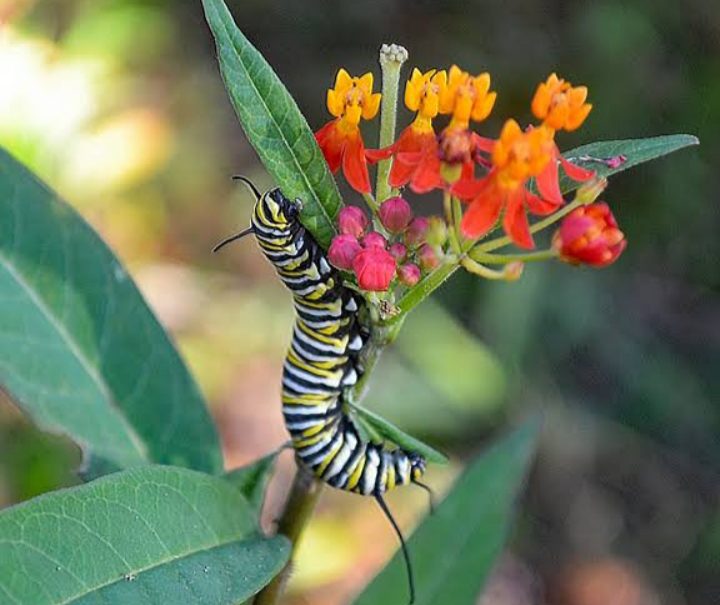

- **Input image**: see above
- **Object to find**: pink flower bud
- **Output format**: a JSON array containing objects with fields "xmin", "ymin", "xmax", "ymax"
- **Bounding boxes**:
[
  {"xmin": 378, "ymin": 196, "xmax": 413, "ymax": 233},
  {"xmin": 404, "ymin": 216, "xmax": 429, "ymax": 248},
  {"xmin": 363, "ymin": 231, "xmax": 388, "ymax": 249},
  {"xmin": 388, "ymin": 243, "xmax": 407, "ymax": 262},
  {"xmin": 328, "ymin": 234, "xmax": 362, "ymax": 270},
  {"xmin": 398, "ymin": 263, "xmax": 421, "ymax": 286},
  {"xmin": 418, "ymin": 244, "xmax": 440, "ymax": 271},
  {"xmin": 337, "ymin": 206, "xmax": 369, "ymax": 237},
  {"xmin": 552, "ymin": 202, "xmax": 626, "ymax": 267},
  {"xmin": 352, "ymin": 246, "xmax": 397, "ymax": 292}
]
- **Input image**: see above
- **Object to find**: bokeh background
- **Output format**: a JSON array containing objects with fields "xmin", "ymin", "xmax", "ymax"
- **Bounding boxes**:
[{"xmin": 0, "ymin": 1, "xmax": 718, "ymax": 604}]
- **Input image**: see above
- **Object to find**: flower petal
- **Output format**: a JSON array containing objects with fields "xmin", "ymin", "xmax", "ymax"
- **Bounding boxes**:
[
  {"xmin": 460, "ymin": 184, "xmax": 503, "ymax": 238},
  {"xmin": 503, "ymin": 188, "xmax": 534, "ymax": 249},
  {"xmin": 536, "ymin": 157, "xmax": 563, "ymax": 205},
  {"xmin": 342, "ymin": 134, "xmax": 371, "ymax": 193},
  {"xmin": 560, "ymin": 154, "xmax": 596, "ymax": 182}
]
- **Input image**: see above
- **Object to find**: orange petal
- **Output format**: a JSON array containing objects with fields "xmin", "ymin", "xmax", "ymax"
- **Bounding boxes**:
[{"xmin": 315, "ymin": 120, "xmax": 344, "ymax": 172}]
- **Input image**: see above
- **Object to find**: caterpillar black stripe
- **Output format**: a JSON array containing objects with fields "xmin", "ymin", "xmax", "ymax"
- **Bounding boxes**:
[{"xmin": 215, "ymin": 177, "xmax": 431, "ymax": 603}]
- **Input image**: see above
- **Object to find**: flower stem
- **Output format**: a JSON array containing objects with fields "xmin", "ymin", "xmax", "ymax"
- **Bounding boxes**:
[
  {"xmin": 444, "ymin": 192, "xmax": 461, "ymax": 253},
  {"xmin": 470, "ymin": 248, "xmax": 557, "ymax": 264},
  {"xmin": 253, "ymin": 466, "xmax": 322, "ymax": 605},
  {"xmin": 375, "ymin": 43, "xmax": 408, "ymax": 204}
]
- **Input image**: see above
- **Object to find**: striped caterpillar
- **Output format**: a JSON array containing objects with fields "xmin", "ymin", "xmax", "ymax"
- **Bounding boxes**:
[{"xmin": 215, "ymin": 178, "xmax": 431, "ymax": 603}]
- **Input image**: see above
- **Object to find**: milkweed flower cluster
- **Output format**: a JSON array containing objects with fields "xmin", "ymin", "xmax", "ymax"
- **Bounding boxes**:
[{"xmin": 315, "ymin": 53, "xmax": 627, "ymax": 295}]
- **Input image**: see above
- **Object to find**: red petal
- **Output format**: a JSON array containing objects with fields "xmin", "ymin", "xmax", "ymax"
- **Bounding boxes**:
[
  {"xmin": 452, "ymin": 171, "xmax": 492, "ymax": 201},
  {"xmin": 315, "ymin": 120, "xmax": 343, "ymax": 172},
  {"xmin": 536, "ymin": 157, "xmax": 563, "ymax": 205},
  {"xmin": 460, "ymin": 184, "xmax": 504, "ymax": 238},
  {"xmin": 365, "ymin": 146, "xmax": 394, "ymax": 163},
  {"xmin": 389, "ymin": 156, "xmax": 416, "ymax": 188},
  {"xmin": 525, "ymin": 189, "xmax": 560, "ymax": 215},
  {"xmin": 560, "ymin": 154, "xmax": 596, "ymax": 182},
  {"xmin": 410, "ymin": 153, "xmax": 442, "ymax": 193},
  {"xmin": 503, "ymin": 188, "xmax": 534, "ymax": 249},
  {"xmin": 343, "ymin": 134, "xmax": 371, "ymax": 194},
  {"xmin": 471, "ymin": 133, "xmax": 496, "ymax": 153}
]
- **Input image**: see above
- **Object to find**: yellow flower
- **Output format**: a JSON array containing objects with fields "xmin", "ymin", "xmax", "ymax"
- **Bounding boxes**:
[
  {"xmin": 439, "ymin": 65, "xmax": 497, "ymax": 130},
  {"xmin": 531, "ymin": 73, "xmax": 592, "ymax": 132},
  {"xmin": 404, "ymin": 68, "xmax": 447, "ymax": 133},
  {"xmin": 326, "ymin": 68, "xmax": 381, "ymax": 130}
]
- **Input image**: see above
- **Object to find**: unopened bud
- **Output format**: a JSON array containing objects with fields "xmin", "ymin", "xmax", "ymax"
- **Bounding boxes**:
[
  {"xmin": 404, "ymin": 217, "xmax": 429, "ymax": 248},
  {"xmin": 426, "ymin": 217, "xmax": 448, "ymax": 247},
  {"xmin": 328, "ymin": 234, "xmax": 361, "ymax": 270},
  {"xmin": 337, "ymin": 206, "xmax": 369, "ymax": 237},
  {"xmin": 418, "ymin": 244, "xmax": 440, "ymax": 271},
  {"xmin": 353, "ymin": 246, "xmax": 397, "ymax": 292},
  {"xmin": 504, "ymin": 261, "xmax": 524, "ymax": 281},
  {"xmin": 388, "ymin": 243, "xmax": 408, "ymax": 262},
  {"xmin": 378, "ymin": 196, "xmax": 413, "ymax": 233},
  {"xmin": 363, "ymin": 231, "xmax": 388, "ymax": 249},
  {"xmin": 398, "ymin": 263, "xmax": 421, "ymax": 286},
  {"xmin": 552, "ymin": 202, "xmax": 626, "ymax": 267}
]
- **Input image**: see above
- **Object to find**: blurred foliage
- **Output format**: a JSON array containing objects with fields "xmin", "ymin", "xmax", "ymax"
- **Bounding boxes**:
[{"xmin": 0, "ymin": 0, "xmax": 717, "ymax": 603}]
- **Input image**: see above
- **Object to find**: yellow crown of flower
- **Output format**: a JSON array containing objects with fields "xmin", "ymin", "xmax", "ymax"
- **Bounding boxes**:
[
  {"xmin": 439, "ymin": 65, "xmax": 497, "ymax": 130},
  {"xmin": 326, "ymin": 68, "xmax": 382, "ymax": 128},
  {"xmin": 404, "ymin": 68, "xmax": 447, "ymax": 133},
  {"xmin": 532, "ymin": 73, "xmax": 592, "ymax": 132},
  {"xmin": 493, "ymin": 120, "xmax": 554, "ymax": 190}
]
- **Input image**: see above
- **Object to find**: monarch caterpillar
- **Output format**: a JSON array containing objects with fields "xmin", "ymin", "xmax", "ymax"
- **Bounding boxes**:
[{"xmin": 215, "ymin": 178, "xmax": 433, "ymax": 603}]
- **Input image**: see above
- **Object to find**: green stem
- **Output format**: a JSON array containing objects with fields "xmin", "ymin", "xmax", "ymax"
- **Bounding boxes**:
[
  {"xmin": 444, "ymin": 192, "xmax": 461, "ymax": 253},
  {"xmin": 470, "ymin": 248, "xmax": 557, "ymax": 264},
  {"xmin": 375, "ymin": 43, "xmax": 408, "ymax": 204},
  {"xmin": 363, "ymin": 191, "xmax": 380, "ymax": 214},
  {"xmin": 473, "ymin": 197, "xmax": 584, "ymax": 254},
  {"xmin": 253, "ymin": 466, "xmax": 323, "ymax": 605},
  {"xmin": 388, "ymin": 260, "xmax": 460, "ymax": 323}
]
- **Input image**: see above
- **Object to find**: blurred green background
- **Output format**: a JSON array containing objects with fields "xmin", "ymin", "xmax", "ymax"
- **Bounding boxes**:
[{"xmin": 0, "ymin": 0, "xmax": 717, "ymax": 604}]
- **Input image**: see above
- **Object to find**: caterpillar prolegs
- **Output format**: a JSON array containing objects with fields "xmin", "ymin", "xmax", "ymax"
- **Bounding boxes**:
[{"xmin": 215, "ymin": 179, "xmax": 430, "ymax": 603}]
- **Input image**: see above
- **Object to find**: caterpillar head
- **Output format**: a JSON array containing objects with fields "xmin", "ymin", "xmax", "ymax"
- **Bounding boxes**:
[
  {"xmin": 265, "ymin": 188, "xmax": 303, "ymax": 224},
  {"xmin": 408, "ymin": 451, "xmax": 427, "ymax": 481}
]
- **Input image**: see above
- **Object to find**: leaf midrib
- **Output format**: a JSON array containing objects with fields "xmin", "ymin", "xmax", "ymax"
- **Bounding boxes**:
[{"xmin": 0, "ymin": 250, "xmax": 148, "ymax": 461}]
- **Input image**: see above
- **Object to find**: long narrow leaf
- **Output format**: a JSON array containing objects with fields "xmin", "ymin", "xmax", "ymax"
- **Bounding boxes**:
[{"xmin": 202, "ymin": 0, "xmax": 343, "ymax": 249}]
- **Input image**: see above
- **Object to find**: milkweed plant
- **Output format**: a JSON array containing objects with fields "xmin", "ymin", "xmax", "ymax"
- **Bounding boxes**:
[{"xmin": 0, "ymin": 0, "xmax": 699, "ymax": 604}]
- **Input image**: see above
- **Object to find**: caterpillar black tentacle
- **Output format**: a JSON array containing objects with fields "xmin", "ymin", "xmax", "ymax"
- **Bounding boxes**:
[{"xmin": 216, "ymin": 182, "xmax": 428, "ymax": 604}]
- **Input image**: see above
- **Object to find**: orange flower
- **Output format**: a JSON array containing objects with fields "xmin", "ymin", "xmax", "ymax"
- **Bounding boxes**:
[
  {"xmin": 439, "ymin": 65, "xmax": 497, "ymax": 131},
  {"xmin": 459, "ymin": 120, "xmax": 596, "ymax": 248},
  {"xmin": 532, "ymin": 73, "xmax": 592, "ymax": 132},
  {"xmin": 458, "ymin": 121, "xmax": 561, "ymax": 248},
  {"xmin": 315, "ymin": 69, "xmax": 381, "ymax": 193}
]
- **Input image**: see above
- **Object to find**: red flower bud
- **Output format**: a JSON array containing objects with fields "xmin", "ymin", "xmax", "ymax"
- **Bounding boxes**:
[
  {"xmin": 328, "ymin": 234, "xmax": 362, "ymax": 270},
  {"xmin": 388, "ymin": 243, "xmax": 408, "ymax": 261},
  {"xmin": 418, "ymin": 244, "xmax": 440, "ymax": 271},
  {"xmin": 352, "ymin": 246, "xmax": 397, "ymax": 291},
  {"xmin": 378, "ymin": 196, "xmax": 413, "ymax": 233},
  {"xmin": 553, "ymin": 203, "xmax": 626, "ymax": 267},
  {"xmin": 337, "ymin": 205, "xmax": 369, "ymax": 237},
  {"xmin": 398, "ymin": 263, "xmax": 421, "ymax": 286},
  {"xmin": 363, "ymin": 231, "xmax": 388, "ymax": 249},
  {"xmin": 404, "ymin": 216, "xmax": 429, "ymax": 248}
]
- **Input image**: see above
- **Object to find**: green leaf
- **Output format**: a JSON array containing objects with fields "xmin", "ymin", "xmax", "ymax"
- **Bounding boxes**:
[
  {"xmin": 224, "ymin": 452, "xmax": 279, "ymax": 516},
  {"xmin": 353, "ymin": 419, "xmax": 539, "ymax": 605},
  {"xmin": 349, "ymin": 403, "xmax": 448, "ymax": 465},
  {"xmin": 0, "ymin": 147, "xmax": 222, "ymax": 479},
  {"xmin": 202, "ymin": 0, "xmax": 343, "ymax": 249},
  {"xmin": 560, "ymin": 134, "xmax": 699, "ymax": 192},
  {"xmin": 0, "ymin": 465, "xmax": 290, "ymax": 605}
]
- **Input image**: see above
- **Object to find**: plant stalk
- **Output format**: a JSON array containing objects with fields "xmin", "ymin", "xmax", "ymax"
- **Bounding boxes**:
[{"xmin": 375, "ymin": 43, "xmax": 408, "ymax": 204}]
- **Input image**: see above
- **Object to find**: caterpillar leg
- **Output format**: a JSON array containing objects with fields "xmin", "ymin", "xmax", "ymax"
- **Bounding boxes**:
[{"xmin": 375, "ymin": 493, "xmax": 415, "ymax": 605}]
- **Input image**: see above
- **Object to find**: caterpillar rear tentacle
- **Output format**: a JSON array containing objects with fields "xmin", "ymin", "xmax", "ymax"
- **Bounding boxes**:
[{"xmin": 215, "ymin": 181, "xmax": 429, "ymax": 604}]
